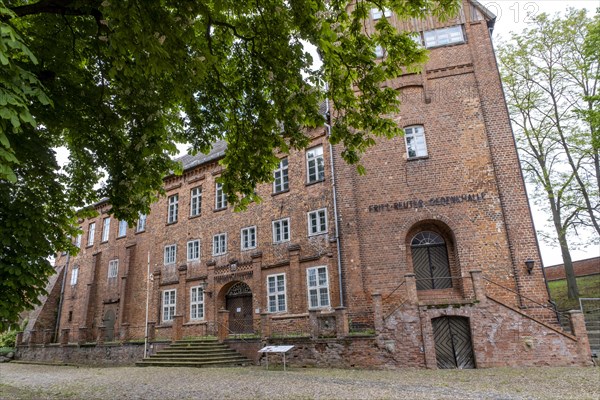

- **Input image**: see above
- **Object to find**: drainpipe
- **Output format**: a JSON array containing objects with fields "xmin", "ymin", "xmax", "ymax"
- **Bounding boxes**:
[
  {"xmin": 322, "ymin": 93, "xmax": 345, "ymax": 307},
  {"xmin": 54, "ymin": 253, "xmax": 70, "ymax": 342}
]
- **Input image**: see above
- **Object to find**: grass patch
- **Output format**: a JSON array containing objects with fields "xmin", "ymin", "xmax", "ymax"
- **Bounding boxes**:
[{"xmin": 547, "ymin": 274, "xmax": 600, "ymax": 311}]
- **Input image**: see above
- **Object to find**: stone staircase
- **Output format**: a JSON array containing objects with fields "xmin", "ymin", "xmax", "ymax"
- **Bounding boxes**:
[
  {"xmin": 136, "ymin": 338, "xmax": 252, "ymax": 368},
  {"xmin": 559, "ymin": 309, "xmax": 600, "ymax": 358},
  {"xmin": 584, "ymin": 311, "xmax": 600, "ymax": 358}
]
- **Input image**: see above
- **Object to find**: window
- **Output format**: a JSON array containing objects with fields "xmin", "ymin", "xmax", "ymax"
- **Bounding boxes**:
[
  {"xmin": 213, "ymin": 233, "xmax": 227, "ymax": 256},
  {"xmin": 118, "ymin": 220, "xmax": 127, "ymax": 237},
  {"xmin": 411, "ymin": 231, "xmax": 452, "ymax": 290},
  {"xmin": 168, "ymin": 194, "xmax": 179, "ymax": 223},
  {"xmin": 108, "ymin": 259, "xmax": 119, "ymax": 278},
  {"xmin": 87, "ymin": 222, "xmax": 95, "ymax": 246},
  {"xmin": 308, "ymin": 209, "xmax": 328, "ymax": 236},
  {"xmin": 190, "ymin": 286, "xmax": 204, "ymax": 320},
  {"xmin": 187, "ymin": 240, "xmax": 200, "ymax": 261},
  {"xmin": 241, "ymin": 226, "xmax": 257, "ymax": 250},
  {"xmin": 371, "ymin": 7, "xmax": 392, "ymax": 19},
  {"xmin": 190, "ymin": 187, "xmax": 202, "ymax": 217},
  {"xmin": 215, "ymin": 182, "xmax": 227, "ymax": 209},
  {"xmin": 75, "ymin": 234, "xmax": 82, "ymax": 248},
  {"xmin": 375, "ymin": 45, "xmax": 385, "ymax": 58},
  {"xmin": 136, "ymin": 213, "xmax": 147, "ymax": 232},
  {"xmin": 306, "ymin": 146, "xmax": 325, "ymax": 183},
  {"xmin": 272, "ymin": 218, "xmax": 290, "ymax": 243},
  {"xmin": 404, "ymin": 125, "xmax": 428, "ymax": 158},
  {"xmin": 164, "ymin": 244, "xmax": 176, "ymax": 265},
  {"xmin": 423, "ymin": 25, "xmax": 464, "ymax": 48},
  {"xmin": 162, "ymin": 289, "xmax": 176, "ymax": 322},
  {"xmin": 273, "ymin": 158, "xmax": 289, "ymax": 193},
  {"xmin": 101, "ymin": 217, "xmax": 110, "ymax": 242},
  {"xmin": 267, "ymin": 274, "xmax": 286, "ymax": 313},
  {"xmin": 70, "ymin": 266, "xmax": 79, "ymax": 286},
  {"xmin": 307, "ymin": 266, "xmax": 330, "ymax": 308}
]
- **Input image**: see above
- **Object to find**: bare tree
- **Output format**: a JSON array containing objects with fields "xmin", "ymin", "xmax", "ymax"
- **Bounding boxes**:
[{"xmin": 498, "ymin": 9, "xmax": 599, "ymax": 299}]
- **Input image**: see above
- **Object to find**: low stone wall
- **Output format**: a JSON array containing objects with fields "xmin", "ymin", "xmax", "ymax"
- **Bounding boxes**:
[
  {"xmin": 260, "ymin": 336, "xmax": 390, "ymax": 369},
  {"xmin": 15, "ymin": 341, "xmax": 170, "ymax": 366},
  {"xmin": 225, "ymin": 338, "xmax": 262, "ymax": 364},
  {"xmin": 544, "ymin": 257, "xmax": 600, "ymax": 281}
]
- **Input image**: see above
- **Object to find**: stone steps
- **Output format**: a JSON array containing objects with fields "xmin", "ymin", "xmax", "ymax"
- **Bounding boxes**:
[{"xmin": 136, "ymin": 339, "xmax": 251, "ymax": 368}]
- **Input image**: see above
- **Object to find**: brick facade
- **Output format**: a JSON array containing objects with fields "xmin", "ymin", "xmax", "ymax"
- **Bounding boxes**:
[{"xmin": 31, "ymin": 0, "xmax": 591, "ymax": 368}]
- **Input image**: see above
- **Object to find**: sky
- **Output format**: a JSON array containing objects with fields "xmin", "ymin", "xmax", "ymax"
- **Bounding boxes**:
[
  {"xmin": 54, "ymin": 1, "xmax": 599, "ymax": 267},
  {"xmin": 486, "ymin": 0, "xmax": 599, "ymax": 266}
]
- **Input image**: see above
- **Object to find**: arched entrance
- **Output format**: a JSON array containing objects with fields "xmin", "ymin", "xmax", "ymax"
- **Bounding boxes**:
[
  {"xmin": 432, "ymin": 316, "xmax": 475, "ymax": 369},
  {"xmin": 225, "ymin": 282, "xmax": 253, "ymax": 334},
  {"xmin": 102, "ymin": 309, "xmax": 115, "ymax": 342},
  {"xmin": 411, "ymin": 231, "xmax": 452, "ymax": 290}
]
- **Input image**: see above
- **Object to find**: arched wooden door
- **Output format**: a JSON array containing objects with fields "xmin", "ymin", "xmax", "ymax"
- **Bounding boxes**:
[
  {"xmin": 432, "ymin": 316, "xmax": 475, "ymax": 369},
  {"xmin": 103, "ymin": 309, "xmax": 116, "ymax": 342},
  {"xmin": 225, "ymin": 282, "xmax": 253, "ymax": 334},
  {"xmin": 411, "ymin": 231, "xmax": 452, "ymax": 290}
]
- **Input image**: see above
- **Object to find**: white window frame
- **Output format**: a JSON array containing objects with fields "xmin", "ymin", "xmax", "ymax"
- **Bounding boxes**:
[
  {"xmin": 118, "ymin": 220, "xmax": 127, "ymax": 237},
  {"xmin": 308, "ymin": 208, "xmax": 328, "ymax": 236},
  {"xmin": 273, "ymin": 157, "xmax": 289, "ymax": 193},
  {"xmin": 404, "ymin": 125, "xmax": 428, "ymax": 158},
  {"xmin": 75, "ymin": 234, "xmax": 82, "ymax": 248},
  {"xmin": 70, "ymin": 266, "xmax": 79, "ymax": 286},
  {"xmin": 215, "ymin": 182, "xmax": 227, "ymax": 209},
  {"xmin": 272, "ymin": 218, "xmax": 290, "ymax": 243},
  {"xmin": 241, "ymin": 226, "xmax": 257, "ymax": 250},
  {"xmin": 371, "ymin": 7, "xmax": 392, "ymax": 19},
  {"xmin": 167, "ymin": 194, "xmax": 179, "ymax": 223},
  {"xmin": 190, "ymin": 286, "xmax": 205, "ymax": 321},
  {"xmin": 87, "ymin": 222, "xmax": 95, "ymax": 246},
  {"xmin": 164, "ymin": 244, "xmax": 177, "ymax": 265},
  {"xmin": 307, "ymin": 266, "xmax": 330, "ymax": 309},
  {"xmin": 162, "ymin": 289, "xmax": 176, "ymax": 323},
  {"xmin": 267, "ymin": 273, "xmax": 287, "ymax": 313},
  {"xmin": 212, "ymin": 233, "xmax": 227, "ymax": 256},
  {"xmin": 424, "ymin": 25, "xmax": 464, "ymax": 48},
  {"xmin": 136, "ymin": 213, "xmax": 147, "ymax": 232},
  {"xmin": 187, "ymin": 240, "xmax": 200, "ymax": 262},
  {"xmin": 108, "ymin": 259, "xmax": 119, "ymax": 278},
  {"xmin": 190, "ymin": 187, "xmax": 202, "ymax": 217},
  {"xmin": 101, "ymin": 217, "xmax": 110, "ymax": 242},
  {"xmin": 306, "ymin": 145, "xmax": 325, "ymax": 183}
]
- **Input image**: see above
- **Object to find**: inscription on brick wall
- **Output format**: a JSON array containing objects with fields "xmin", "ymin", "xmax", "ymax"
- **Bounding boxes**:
[{"xmin": 368, "ymin": 192, "xmax": 487, "ymax": 213}]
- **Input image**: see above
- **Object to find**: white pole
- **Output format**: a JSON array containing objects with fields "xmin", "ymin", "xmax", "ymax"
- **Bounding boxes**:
[{"xmin": 144, "ymin": 251, "xmax": 150, "ymax": 358}]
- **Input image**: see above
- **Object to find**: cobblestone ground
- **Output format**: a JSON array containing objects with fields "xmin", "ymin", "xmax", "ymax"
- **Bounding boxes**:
[{"xmin": 1, "ymin": 363, "xmax": 599, "ymax": 400}]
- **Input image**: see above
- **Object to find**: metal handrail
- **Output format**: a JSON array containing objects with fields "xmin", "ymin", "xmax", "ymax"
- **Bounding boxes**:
[
  {"xmin": 482, "ymin": 275, "xmax": 570, "ymax": 326},
  {"xmin": 383, "ymin": 280, "xmax": 406, "ymax": 302},
  {"xmin": 214, "ymin": 319, "xmax": 257, "ymax": 345}
]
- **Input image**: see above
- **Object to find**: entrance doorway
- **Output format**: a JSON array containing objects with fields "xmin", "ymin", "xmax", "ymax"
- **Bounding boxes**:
[
  {"xmin": 225, "ymin": 282, "xmax": 253, "ymax": 334},
  {"xmin": 432, "ymin": 316, "xmax": 475, "ymax": 369},
  {"xmin": 411, "ymin": 231, "xmax": 452, "ymax": 290},
  {"xmin": 102, "ymin": 309, "xmax": 115, "ymax": 342}
]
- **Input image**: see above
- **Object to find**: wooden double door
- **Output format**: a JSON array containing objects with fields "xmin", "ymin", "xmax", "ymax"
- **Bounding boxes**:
[{"xmin": 225, "ymin": 282, "xmax": 253, "ymax": 334}]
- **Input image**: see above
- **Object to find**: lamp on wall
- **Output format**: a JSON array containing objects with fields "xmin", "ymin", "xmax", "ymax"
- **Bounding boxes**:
[
  {"xmin": 199, "ymin": 280, "xmax": 212, "ymax": 297},
  {"xmin": 525, "ymin": 259, "xmax": 535, "ymax": 274}
]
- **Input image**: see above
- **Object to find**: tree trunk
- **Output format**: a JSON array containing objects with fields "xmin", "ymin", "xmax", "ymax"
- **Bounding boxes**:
[{"xmin": 557, "ymin": 231, "xmax": 579, "ymax": 300}]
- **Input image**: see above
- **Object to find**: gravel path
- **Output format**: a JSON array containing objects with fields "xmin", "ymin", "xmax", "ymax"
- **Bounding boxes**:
[{"xmin": 1, "ymin": 363, "xmax": 599, "ymax": 400}]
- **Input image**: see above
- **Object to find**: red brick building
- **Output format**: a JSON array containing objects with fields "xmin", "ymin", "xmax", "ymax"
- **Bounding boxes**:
[{"xmin": 28, "ymin": 0, "xmax": 591, "ymax": 368}]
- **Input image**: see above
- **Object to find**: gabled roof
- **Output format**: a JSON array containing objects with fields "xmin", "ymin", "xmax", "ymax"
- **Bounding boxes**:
[
  {"xmin": 470, "ymin": 0, "xmax": 497, "ymax": 29},
  {"xmin": 174, "ymin": 139, "xmax": 227, "ymax": 172}
]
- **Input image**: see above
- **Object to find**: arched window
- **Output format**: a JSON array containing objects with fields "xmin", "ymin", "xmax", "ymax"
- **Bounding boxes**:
[{"xmin": 411, "ymin": 231, "xmax": 452, "ymax": 290}]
